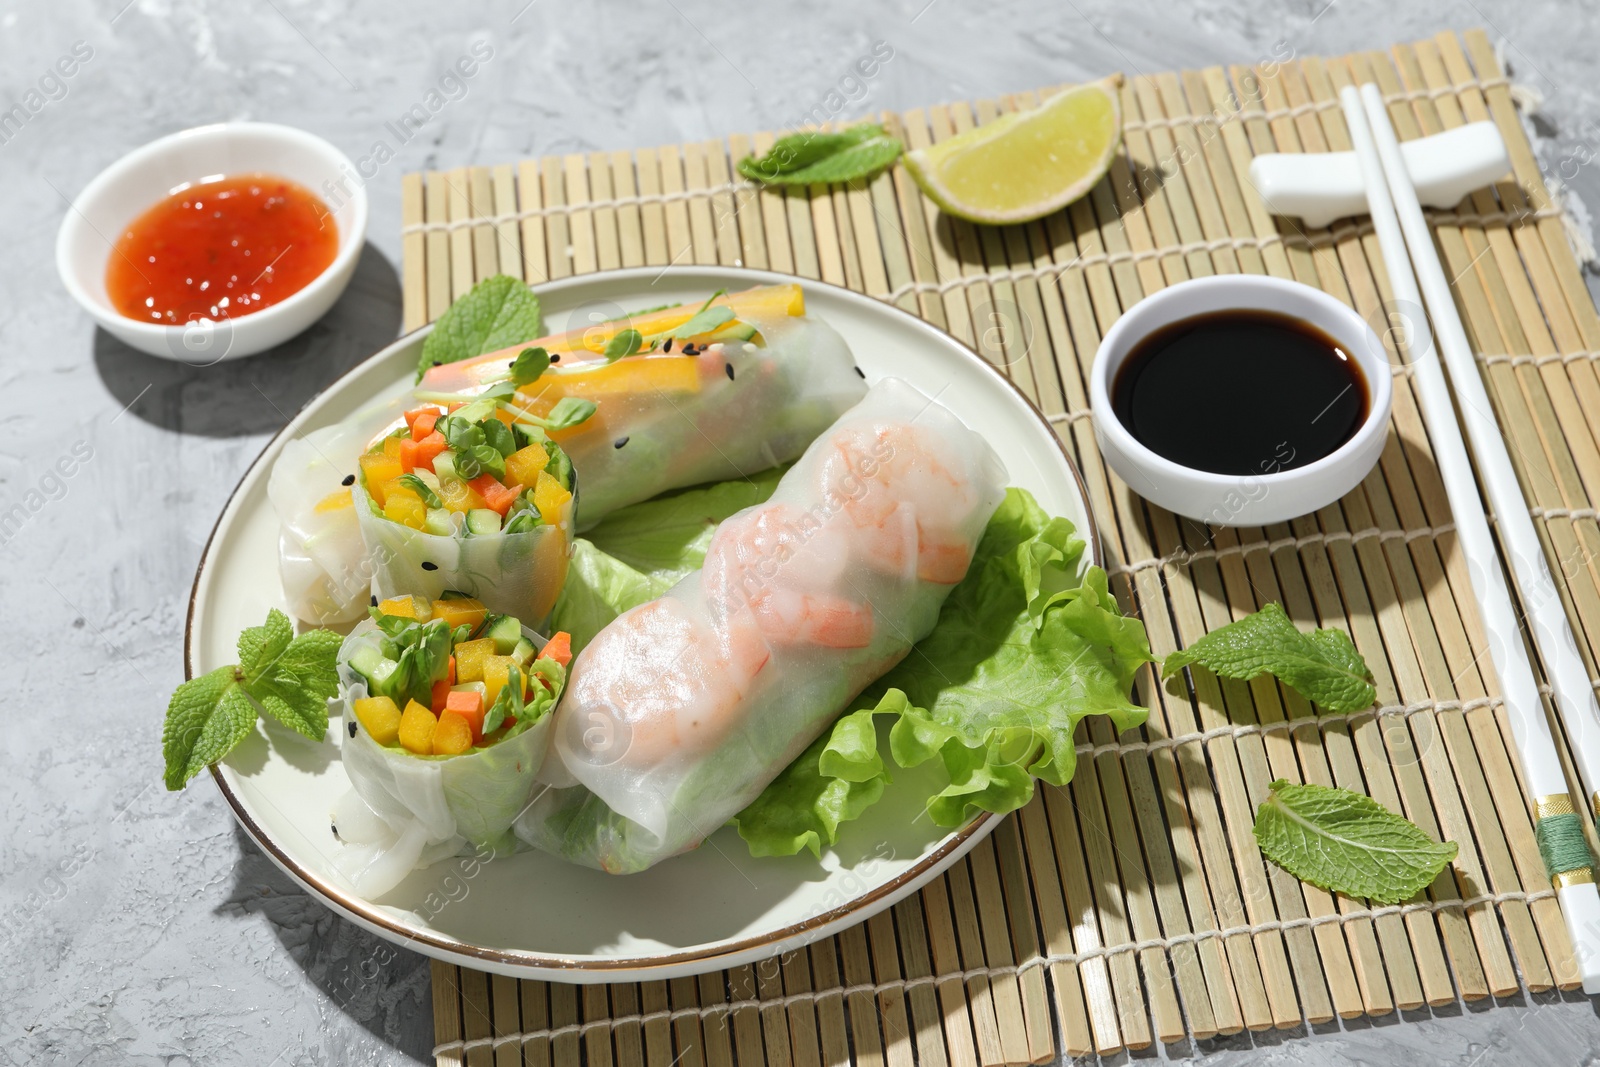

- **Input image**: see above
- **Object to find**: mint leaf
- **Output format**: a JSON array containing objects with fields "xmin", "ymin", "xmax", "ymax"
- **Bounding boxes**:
[
  {"xmin": 1162, "ymin": 602, "xmax": 1375, "ymax": 713},
  {"xmin": 1253, "ymin": 780, "xmax": 1458, "ymax": 904},
  {"xmin": 237, "ymin": 608, "xmax": 293, "ymax": 684},
  {"xmin": 162, "ymin": 666, "xmax": 249, "ymax": 790},
  {"xmin": 162, "ymin": 615, "xmax": 343, "ymax": 789},
  {"xmin": 245, "ymin": 627, "xmax": 341, "ymax": 740},
  {"xmin": 418, "ymin": 274, "xmax": 544, "ymax": 381},
  {"xmin": 738, "ymin": 124, "xmax": 904, "ymax": 186}
]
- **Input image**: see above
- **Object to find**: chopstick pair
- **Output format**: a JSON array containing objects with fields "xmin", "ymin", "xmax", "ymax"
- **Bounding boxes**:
[{"xmin": 1260, "ymin": 87, "xmax": 1600, "ymax": 992}]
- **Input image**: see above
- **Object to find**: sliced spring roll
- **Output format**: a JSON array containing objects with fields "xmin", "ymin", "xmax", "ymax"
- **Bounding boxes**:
[
  {"xmin": 418, "ymin": 284, "xmax": 867, "ymax": 528},
  {"xmin": 516, "ymin": 377, "xmax": 1009, "ymax": 872},
  {"xmin": 332, "ymin": 596, "xmax": 573, "ymax": 898},
  {"xmin": 269, "ymin": 391, "xmax": 577, "ymax": 627}
]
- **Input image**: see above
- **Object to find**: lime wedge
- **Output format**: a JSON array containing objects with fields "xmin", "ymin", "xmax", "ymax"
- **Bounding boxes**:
[{"xmin": 905, "ymin": 80, "xmax": 1122, "ymax": 225}]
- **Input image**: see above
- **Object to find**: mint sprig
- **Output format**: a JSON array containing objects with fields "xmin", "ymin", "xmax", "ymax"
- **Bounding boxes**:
[
  {"xmin": 1162, "ymin": 602, "xmax": 1376, "ymax": 713},
  {"xmin": 418, "ymin": 274, "xmax": 544, "ymax": 381},
  {"xmin": 162, "ymin": 610, "xmax": 341, "ymax": 790},
  {"xmin": 737, "ymin": 123, "xmax": 904, "ymax": 186},
  {"xmin": 1253, "ymin": 780, "xmax": 1458, "ymax": 904}
]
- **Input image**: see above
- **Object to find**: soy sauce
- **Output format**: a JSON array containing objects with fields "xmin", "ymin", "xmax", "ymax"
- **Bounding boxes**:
[{"xmin": 1111, "ymin": 309, "xmax": 1368, "ymax": 477}]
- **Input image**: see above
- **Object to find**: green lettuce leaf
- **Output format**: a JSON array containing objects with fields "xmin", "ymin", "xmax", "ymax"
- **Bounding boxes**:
[
  {"xmin": 581, "ymin": 465, "xmax": 785, "ymax": 583},
  {"xmin": 550, "ymin": 540, "xmax": 672, "ymax": 653},
  {"xmin": 736, "ymin": 488, "xmax": 1155, "ymax": 853},
  {"xmin": 733, "ymin": 696, "xmax": 900, "ymax": 857}
]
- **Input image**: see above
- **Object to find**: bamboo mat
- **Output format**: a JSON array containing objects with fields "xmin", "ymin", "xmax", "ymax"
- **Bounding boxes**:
[{"xmin": 406, "ymin": 28, "xmax": 1600, "ymax": 1065}]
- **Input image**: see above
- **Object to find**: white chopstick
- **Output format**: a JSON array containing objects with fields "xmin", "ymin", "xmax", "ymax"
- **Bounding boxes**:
[{"xmin": 1341, "ymin": 84, "xmax": 1600, "ymax": 992}]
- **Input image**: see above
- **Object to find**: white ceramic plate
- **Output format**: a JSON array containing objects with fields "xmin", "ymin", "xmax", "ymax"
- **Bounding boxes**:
[{"xmin": 188, "ymin": 266, "xmax": 1098, "ymax": 982}]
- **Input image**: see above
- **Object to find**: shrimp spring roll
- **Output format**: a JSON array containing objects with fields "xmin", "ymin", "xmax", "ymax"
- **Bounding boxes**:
[
  {"xmin": 516, "ymin": 378, "xmax": 1008, "ymax": 872},
  {"xmin": 270, "ymin": 389, "xmax": 578, "ymax": 627},
  {"xmin": 332, "ymin": 595, "xmax": 574, "ymax": 898},
  {"xmin": 418, "ymin": 284, "xmax": 867, "ymax": 528}
]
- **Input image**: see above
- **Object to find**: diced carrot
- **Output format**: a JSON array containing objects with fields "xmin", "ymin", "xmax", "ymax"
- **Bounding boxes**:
[
  {"xmin": 447, "ymin": 655, "xmax": 457, "ymax": 687},
  {"xmin": 542, "ymin": 632, "xmax": 572, "ymax": 668},
  {"xmin": 430, "ymin": 678, "xmax": 451, "ymax": 713},
  {"xmin": 468, "ymin": 474, "xmax": 519, "ymax": 517},
  {"xmin": 413, "ymin": 431, "xmax": 447, "ymax": 472},
  {"xmin": 409, "ymin": 409, "xmax": 440, "ymax": 440},
  {"xmin": 432, "ymin": 711, "xmax": 474, "ymax": 755},
  {"xmin": 445, "ymin": 688, "xmax": 486, "ymax": 743},
  {"xmin": 398, "ymin": 437, "xmax": 420, "ymax": 473}
]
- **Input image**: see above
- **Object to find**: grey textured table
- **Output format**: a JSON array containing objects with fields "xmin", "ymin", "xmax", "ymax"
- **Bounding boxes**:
[{"xmin": 5, "ymin": 1, "xmax": 1600, "ymax": 1064}]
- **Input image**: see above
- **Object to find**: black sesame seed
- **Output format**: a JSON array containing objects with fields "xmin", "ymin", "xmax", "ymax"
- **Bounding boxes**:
[
  {"xmin": 370, "ymin": 595, "xmax": 379, "ymax": 607},
  {"xmin": 348, "ymin": 721, "xmax": 358, "ymax": 738},
  {"xmin": 550, "ymin": 353, "xmax": 560, "ymax": 362},
  {"xmin": 421, "ymin": 561, "xmax": 439, "ymax": 571},
  {"xmin": 341, "ymin": 474, "xmax": 355, "ymax": 486},
  {"xmin": 331, "ymin": 823, "xmax": 339, "ymax": 837},
  {"xmin": 854, "ymin": 366, "xmax": 865, "ymax": 378},
  {"xmin": 724, "ymin": 363, "xmax": 735, "ymax": 381},
  {"xmin": 432, "ymin": 360, "xmax": 442, "ymax": 367},
  {"xmin": 614, "ymin": 436, "xmax": 629, "ymax": 449},
  {"xmin": 682, "ymin": 343, "xmax": 697, "ymax": 356}
]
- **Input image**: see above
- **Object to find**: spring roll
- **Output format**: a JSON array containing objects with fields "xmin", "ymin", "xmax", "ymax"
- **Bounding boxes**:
[
  {"xmin": 269, "ymin": 392, "xmax": 577, "ymax": 627},
  {"xmin": 418, "ymin": 284, "xmax": 867, "ymax": 528},
  {"xmin": 332, "ymin": 596, "xmax": 572, "ymax": 898},
  {"xmin": 516, "ymin": 378, "xmax": 1009, "ymax": 872}
]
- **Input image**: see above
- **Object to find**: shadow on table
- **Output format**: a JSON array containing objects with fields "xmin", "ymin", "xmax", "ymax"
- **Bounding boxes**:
[
  {"xmin": 93, "ymin": 240, "xmax": 403, "ymax": 437},
  {"xmin": 220, "ymin": 824, "xmax": 435, "ymax": 1065}
]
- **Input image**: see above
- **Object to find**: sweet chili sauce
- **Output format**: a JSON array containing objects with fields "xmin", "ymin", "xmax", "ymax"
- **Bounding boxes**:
[{"xmin": 105, "ymin": 173, "xmax": 338, "ymax": 325}]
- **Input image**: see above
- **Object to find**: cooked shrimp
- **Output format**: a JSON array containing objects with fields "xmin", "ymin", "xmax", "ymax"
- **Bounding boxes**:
[
  {"xmin": 560, "ymin": 598, "xmax": 770, "ymax": 769},
  {"xmin": 816, "ymin": 421, "xmax": 981, "ymax": 584},
  {"xmin": 702, "ymin": 503, "xmax": 876, "ymax": 649}
]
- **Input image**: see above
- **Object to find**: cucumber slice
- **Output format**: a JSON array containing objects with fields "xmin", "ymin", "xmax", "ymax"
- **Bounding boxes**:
[
  {"xmin": 510, "ymin": 637, "xmax": 536, "ymax": 668},
  {"xmin": 484, "ymin": 615, "xmax": 523, "ymax": 655},
  {"xmin": 433, "ymin": 452, "xmax": 460, "ymax": 482},
  {"xmin": 705, "ymin": 321, "xmax": 758, "ymax": 344},
  {"xmin": 466, "ymin": 508, "xmax": 501, "ymax": 535},
  {"xmin": 423, "ymin": 507, "xmax": 454, "ymax": 536},
  {"xmin": 349, "ymin": 645, "xmax": 401, "ymax": 699}
]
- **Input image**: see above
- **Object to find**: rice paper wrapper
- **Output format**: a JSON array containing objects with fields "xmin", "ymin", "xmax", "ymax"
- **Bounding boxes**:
[
  {"xmin": 516, "ymin": 377, "xmax": 1008, "ymax": 873},
  {"xmin": 351, "ymin": 482, "xmax": 572, "ymax": 628},
  {"xmin": 331, "ymin": 621, "xmax": 555, "ymax": 899},
  {"xmin": 559, "ymin": 311, "xmax": 866, "ymax": 528},
  {"xmin": 268, "ymin": 393, "xmax": 410, "ymax": 626}
]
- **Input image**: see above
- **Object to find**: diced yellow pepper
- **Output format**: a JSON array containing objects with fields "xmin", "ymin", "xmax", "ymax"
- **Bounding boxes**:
[
  {"xmin": 382, "ymin": 435, "xmax": 404, "ymax": 461},
  {"xmin": 432, "ymin": 711, "xmax": 474, "ymax": 756},
  {"xmin": 351, "ymin": 696, "xmax": 402, "ymax": 746},
  {"xmin": 534, "ymin": 470, "xmax": 573, "ymax": 524},
  {"xmin": 431, "ymin": 597, "xmax": 487, "ymax": 632},
  {"xmin": 504, "ymin": 443, "xmax": 550, "ymax": 489},
  {"xmin": 453, "ymin": 638, "xmax": 497, "ymax": 683},
  {"xmin": 377, "ymin": 594, "xmax": 431, "ymax": 621},
  {"xmin": 398, "ymin": 700, "xmax": 437, "ymax": 755},
  {"xmin": 482, "ymin": 655, "xmax": 519, "ymax": 707},
  {"xmin": 315, "ymin": 488, "xmax": 353, "ymax": 512},
  {"xmin": 383, "ymin": 486, "xmax": 428, "ymax": 529},
  {"xmin": 435, "ymin": 476, "xmax": 486, "ymax": 514},
  {"xmin": 359, "ymin": 453, "xmax": 403, "ymax": 504}
]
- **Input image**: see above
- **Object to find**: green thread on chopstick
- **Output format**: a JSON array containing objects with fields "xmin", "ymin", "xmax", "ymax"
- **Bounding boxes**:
[{"xmin": 1535, "ymin": 812, "xmax": 1596, "ymax": 877}]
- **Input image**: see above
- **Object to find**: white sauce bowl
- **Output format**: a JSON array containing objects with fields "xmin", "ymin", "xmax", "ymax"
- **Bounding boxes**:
[
  {"xmin": 1089, "ymin": 275, "xmax": 1393, "ymax": 527},
  {"xmin": 56, "ymin": 122, "xmax": 368, "ymax": 363}
]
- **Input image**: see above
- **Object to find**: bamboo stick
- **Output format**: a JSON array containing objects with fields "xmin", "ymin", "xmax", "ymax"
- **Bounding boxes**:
[{"xmin": 400, "ymin": 171, "xmax": 425, "ymax": 332}]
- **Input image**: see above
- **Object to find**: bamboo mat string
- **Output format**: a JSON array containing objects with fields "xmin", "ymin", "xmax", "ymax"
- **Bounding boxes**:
[{"xmin": 411, "ymin": 31, "xmax": 1600, "ymax": 1065}]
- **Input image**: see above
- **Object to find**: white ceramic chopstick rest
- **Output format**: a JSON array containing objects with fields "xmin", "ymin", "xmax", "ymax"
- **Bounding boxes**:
[{"xmin": 1247, "ymin": 121, "xmax": 1510, "ymax": 228}]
